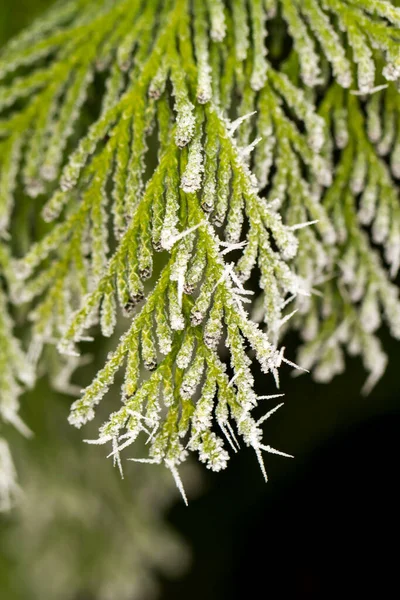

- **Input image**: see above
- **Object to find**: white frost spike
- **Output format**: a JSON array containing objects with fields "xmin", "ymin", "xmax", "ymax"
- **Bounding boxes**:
[
  {"xmin": 228, "ymin": 111, "xmax": 257, "ymax": 136},
  {"xmin": 219, "ymin": 424, "xmax": 238, "ymax": 452},
  {"xmin": 350, "ymin": 84, "xmax": 388, "ymax": 96},
  {"xmin": 226, "ymin": 421, "xmax": 240, "ymax": 450},
  {"xmin": 282, "ymin": 356, "xmax": 309, "ymax": 372},
  {"xmin": 171, "ymin": 234, "xmax": 194, "ymax": 308},
  {"xmin": 275, "ymin": 347, "xmax": 309, "ymax": 373},
  {"xmin": 84, "ymin": 436, "xmax": 112, "ymax": 445},
  {"xmin": 233, "ymin": 289, "xmax": 254, "ymax": 298},
  {"xmin": 241, "ymin": 137, "xmax": 262, "ymax": 158},
  {"xmin": 219, "ymin": 422, "xmax": 240, "ymax": 453},
  {"xmin": 282, "ymin": 294, "xmax": 296, "ymax": 309},
  {"xmin": 126, "ymin": 409, "xmax": 154, "ymax": 424},
  {"xmin": 289, "ymin": 220, "xmax": 319, "ymax": 231},
  {"xmin": 258, "ymin": 444, "xmax": 294, "ymax": 459},
  {"xmin": 162, "ymin": 222, "xmax": 205, "ymax": 251},
  {"xmin": 112, "ymin": 436, "xmax": 124, "ymax": 479},
  {"xmin": 232, "ymin": 293, "xmax": 252, "ymax": 306},
  {"xmin": 128, "ymin": 457, "xmax": 160, "ymax": 465},
  {"xmin": 257, "ymin": 394, "xmax": 285, "ymax": 401},
  {"xmin": 256, "ymin": 403, "xmax": 284, "ymax": 426},
  {"xmin": 222, "ymin": 262, "xmax": 253, "ymax": 295},
  {"xmin": 107, "ymin": 432, "xmax": 142, "ymax": 457},
  {"xmin": 165, "ymin": 460, "xmax": 188, "ymax": 506},
  {"xmin": 228, "ymin": 370, "xmax": 242, "ymax": 388},
  {"xmin": 146, "ymin": 425, "xmax": 159, "ymax": 445},
  {"xmin": 169, "ymin": 282, "xmax": 185, "ymax": 331},
  {"xmin": 254, "ymin": 445, "xmax": 268, "ymax": 483},
  {"xmin": 277, "ymin": 309, "xmax": 298, "ymax": 329},
  {"xmin": 220, "ymin": 240, "xmax": 248, "ymax": 255}
]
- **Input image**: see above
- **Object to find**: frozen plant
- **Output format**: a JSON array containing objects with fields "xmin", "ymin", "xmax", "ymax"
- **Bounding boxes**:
[{"xmin": 0, "ymin": 0, "xmax": 400, "ymax": 501}]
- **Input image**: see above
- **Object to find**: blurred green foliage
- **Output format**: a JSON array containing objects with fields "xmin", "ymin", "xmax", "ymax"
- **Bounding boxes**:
[
  {"xmin": 0, "ymin": 2, "xmax": 399, "ymax": 599},
  {"xmin": 0, "ymin": 0, "xmax": 54, "ymax": 45}
]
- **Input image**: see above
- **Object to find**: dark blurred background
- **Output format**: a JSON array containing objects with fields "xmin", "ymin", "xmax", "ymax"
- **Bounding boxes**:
[{"xmin": 1, "ymin": 2, "xmax": 399, "ymax": 599}]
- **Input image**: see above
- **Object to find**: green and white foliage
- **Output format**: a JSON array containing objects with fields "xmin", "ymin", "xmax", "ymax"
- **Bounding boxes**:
[
  {"xmin": 292, "ymin": 85, "xmax": 400, "ymax": 394},
  {"xmin": 0, "ymin": 0, "xmax": 400, "ymax": 498}
]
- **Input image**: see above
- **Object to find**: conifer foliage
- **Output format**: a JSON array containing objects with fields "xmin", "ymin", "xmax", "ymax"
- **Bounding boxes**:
[{"xmin": 1, "ymin": 0, "xmax": 400, "ymax": 501}]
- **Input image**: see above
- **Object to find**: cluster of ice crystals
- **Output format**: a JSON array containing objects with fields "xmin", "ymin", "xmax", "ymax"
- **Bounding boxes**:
[
  {"xmin": 382, "ymin": 60, "xmax": 400, "ymax": 82},
  {"xmin": 196, "ymin": 61, "xmax": 212, "ymax": 105},
  {"xmin": 372, "ymin": 199, "xmax": 390, "ymax": 245},
  {"xmin": 149, "ymin": 61, "xmax": 169, "ymax": 100},
  {"xmin": 197, "ymin": 432, "xmax": 229, "ymax": 471},
  {"xmin": 176, "ymin": 332, "xmax": 195, "ymax": 370},
  {"xmin": 168, "ymin": 283, "xmax": 185, "ymax": 331},
  {"xmin": 100, "ymin": 286, "xmax": 117, "ymax": 338},
  {"xmin": 360, "ymin": 288, "xmax": 381, "ymax": 333},
  {"xmin": 161, "ymin": 173, "xmax": 180, "ymax": 251},
  {"xmin": 180, "ymin": 135, "xmax": 204, "ymax": 193},
  {"xmin": 171, "ymin": 67, "xmax": 196, "ymax": 148},
  {"xmin": 204, "ymin": 295, "xmax": 224, "ymax": 349},
  {"xmin": 333, "ymin": 107, "xmax": 349, "ymax": 149},
  {"xmin": 188, "ymin": 375, "xmax": 216, "ymax": 439},
  {"xmin": 358, "ymin": 176, "xmax": 378, "ymax": 225},
  {"xmin": 171, "ymin": 233, "xmax": 194, "ymax": 301},
  {"xmin": 377, "ymin": 111, "xmax": 396, "ymax": 157},
  {"xmin": 350, "ymin": 151, "xmax": 367, "ymax": 195},
  {"xmin": 207, "ymin": 0, "xmax": 226, "ymax": 42},
  {"xmin": 155, "ymin": 303, "xmax": 173, "ymax": 356},
  {"xmin": 141, "ymin": 320, "xmax": 158, "ymax": 372},
  {"xmin": 180, "ymin": 354, "xmax": 205, "ymax": 400}
]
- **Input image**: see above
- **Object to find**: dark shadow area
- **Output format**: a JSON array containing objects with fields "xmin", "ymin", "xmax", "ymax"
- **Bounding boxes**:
[{"xmin": 163, "ymin": 409, "xmax": 400, "ymax": 599}]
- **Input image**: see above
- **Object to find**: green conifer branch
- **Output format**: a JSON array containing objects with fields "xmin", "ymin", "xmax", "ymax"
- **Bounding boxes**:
[{"xmin": 1, "ymin": 0, "xmax": 400, "ymax": 499}]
